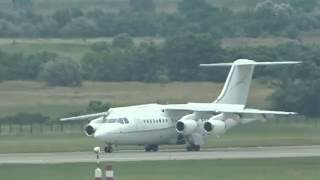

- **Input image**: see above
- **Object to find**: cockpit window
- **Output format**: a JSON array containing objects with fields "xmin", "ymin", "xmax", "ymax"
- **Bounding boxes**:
[
  {"xmin": 106, "ymin": 119, "xmax": 117, "ymax": 123},
  {"xmin": 106, "ymin": 118, "xmax": 129, "ymax": 124}
]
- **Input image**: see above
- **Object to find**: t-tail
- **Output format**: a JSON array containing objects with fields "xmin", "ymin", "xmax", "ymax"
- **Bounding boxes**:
[{"xmin": 200, "ymin": 59, "xmax": 301, "ymax": 106}]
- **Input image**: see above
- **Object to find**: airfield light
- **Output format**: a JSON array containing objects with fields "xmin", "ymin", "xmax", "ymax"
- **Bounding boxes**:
[{"xmin": 94, "ymin": 147, "xmax": 102, "ymax": 180}]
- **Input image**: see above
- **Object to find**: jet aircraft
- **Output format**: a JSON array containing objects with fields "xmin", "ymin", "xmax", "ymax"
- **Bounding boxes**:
[{"xmin": 61, "ymin": 59, "xmax": 299, "ymax": 153}]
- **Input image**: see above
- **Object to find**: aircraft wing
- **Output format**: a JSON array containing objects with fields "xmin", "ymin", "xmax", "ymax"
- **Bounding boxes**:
[
  {"xmin": 60, "ymin": 112, "xmax": 109, "ymax": 121},
  {"xmin": 163, "ymin": 103, "xmax": 297, "ymax": 115}
]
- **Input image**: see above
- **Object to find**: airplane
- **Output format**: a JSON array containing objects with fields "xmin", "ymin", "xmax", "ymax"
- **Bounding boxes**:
[{"xmin": 61, "ymin": 59, "xmax": 300, "ymax": 153}]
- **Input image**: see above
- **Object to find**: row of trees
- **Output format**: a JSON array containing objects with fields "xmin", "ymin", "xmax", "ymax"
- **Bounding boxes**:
[
  {"xmin": 0, "ymin": 0, "xmax": 319, "ymax": 38},
  {"xmin": 0, "ymin": 100, "xmax": 111, "ymax": 124},
  {"xmin": 2, "ymin": 32, "xmax": 320, "ymax": 84},
  {"xmin": 1, "ymin": 32, "xmax": 320, "ymax": 116}
]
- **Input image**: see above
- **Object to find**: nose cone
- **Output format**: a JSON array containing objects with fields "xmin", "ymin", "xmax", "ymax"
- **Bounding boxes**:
[
  {"xmin": 93, "ymin": 124, "xmax": 120, "ymax": 141},
  {"xmin": 94, "ymin": 128, "xmax": 106, "ymax": 140}
]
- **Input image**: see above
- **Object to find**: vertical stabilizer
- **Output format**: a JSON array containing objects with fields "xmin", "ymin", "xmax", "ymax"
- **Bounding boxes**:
[
  {"xmin": 214, "ymin": 59, "xmax": 255, "ymax": 105},
  {"xmin": 200, "ymin": 59, "xmax": 300, "ymax": 106}
]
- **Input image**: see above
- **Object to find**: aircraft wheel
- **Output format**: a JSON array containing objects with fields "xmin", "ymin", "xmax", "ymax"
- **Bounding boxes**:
[
  {"xmin": 194, "ymin": 145, "xmax": 200, "ymax": 152},
  {"xmin": 145, "ymin": 145, "xmax": 151, "ymax": 152},
  {"xmin": 104, "ymin": 144, "xmax": 113, "ymax": 153},
  {"xmin": 186, "ymin": 144, "xmax": 200, "ymax": 152},
  {"xmin": 145, "ymin": 145, "xmax": 159, "ymax": 152},
  {"xmin": 186, "ymin": 146, "xmax": 193, "ymax": 151},
  {"xmin": 152, "ymin": 145, "xmax": 159, "ymax": 152}
]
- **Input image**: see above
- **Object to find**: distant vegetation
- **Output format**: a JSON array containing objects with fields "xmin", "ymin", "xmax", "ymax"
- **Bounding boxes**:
[
  {"xmin": 0, "ymin": 0, "xmax": 319, "ymax": 38},
  {"xmin": 0, "ymin": 0, "xmax": 320, "ymax": 117}
]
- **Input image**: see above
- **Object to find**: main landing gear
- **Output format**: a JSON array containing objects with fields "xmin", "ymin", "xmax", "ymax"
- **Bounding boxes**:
[
  {"xmin": 186, "ymin": 144, "xmax": 200, "ymax": 152},
  {"xmin": 104, "ymin": 144, "xmax": 113, "ymax": 153},
  {"xmin": 145, "ymin": 144, "xmax": 159, "ymax": 152}
]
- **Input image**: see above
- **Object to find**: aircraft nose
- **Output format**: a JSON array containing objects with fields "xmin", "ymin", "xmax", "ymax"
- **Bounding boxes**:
[{"xmin": 94, "ymin": 128, "xmax": 105, "ymax": 140}]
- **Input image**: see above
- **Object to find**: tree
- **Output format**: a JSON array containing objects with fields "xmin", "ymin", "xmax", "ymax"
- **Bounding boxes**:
[
  {"xmin": 86, "ymin": 100, "xmax": 111, "ymax": 113},
  {"xmin": 60, "ymin": 17, "xmax": 98, "ymax": 37},
  {"xmin": 163, "ymin": 32, "xmax": 222, "ymax": 81},
  {"xmin": 0, "ymin": 112, "xmax": 50, "ymax": 124},
  {"xmin": 129, "ymin": 0, "xmax": 155, "ymax": 12},
  {"xmin": 130, "ymin": 40, "xmax": 165, "ymax": 82},
  {"xmin": 178, "ymin": 0, "xmax": 215, "ymax": 21},
  {"xmin": 39, "ymin": 58, "xmax": 82, "ymax": 87},
  {"xmin": 112, "ymin": 33, "xmax": 134, "ymax": 49},
  {"xmin": 254, "ymin": 0, "xmax": 294, "ymax": 35},
  {"xmin": 270, "ymin": 62, "xmax": 320, "ymax": 117}
]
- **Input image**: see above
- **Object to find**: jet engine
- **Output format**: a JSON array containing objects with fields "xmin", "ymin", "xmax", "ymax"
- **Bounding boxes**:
[
  {"xmin": 85, "ymin": 125, "xmax": 95, "ymax": 136},
  {"xmin": 203, "ymin": 119, "xmax": 226, "ymax": 135},
  {"xmin": 176, "ymin": 119, "xmax": 197, "ymax": 135},
  {"xmin": 84, "ymin": 122, "xmax": 101, "ymax": 136}
]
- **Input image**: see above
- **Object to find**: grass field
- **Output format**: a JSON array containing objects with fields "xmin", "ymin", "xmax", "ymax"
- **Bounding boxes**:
[
  {"xmin": 0, "ymin": 80, "xmax": 272, "ymax": 118},
  {"xmin": 1, "ymin": 158, "xmax": 320, "ymax": 180},
  {"xmin": 0, "ymin": 119, "xmax": 319, "ymax": 153}
]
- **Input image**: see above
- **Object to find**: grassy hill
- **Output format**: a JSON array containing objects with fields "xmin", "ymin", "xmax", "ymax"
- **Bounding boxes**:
[{"xmin": 0, "ymin": 80, "xmax": 273, "ymax": 118}]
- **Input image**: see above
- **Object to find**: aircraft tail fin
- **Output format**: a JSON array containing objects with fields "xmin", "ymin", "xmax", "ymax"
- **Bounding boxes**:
[{"xmin": 200, "ymin": 59, "xmax": 300, "ymax": 106}]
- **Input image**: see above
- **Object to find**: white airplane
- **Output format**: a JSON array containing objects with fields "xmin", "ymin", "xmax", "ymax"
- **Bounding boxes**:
[{"xmin": 61, "ymin": 59, "xmax": 300, "ymax": 153}]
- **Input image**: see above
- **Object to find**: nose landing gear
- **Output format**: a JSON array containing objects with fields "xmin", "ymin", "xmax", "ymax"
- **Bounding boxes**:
[{"xmin": 104, "ymin": 144, "xmax": 113, "ymax": 153}]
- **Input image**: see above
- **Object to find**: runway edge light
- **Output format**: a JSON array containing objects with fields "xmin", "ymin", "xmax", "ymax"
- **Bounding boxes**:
[
  {"xmin": 94, "ymin": 146, "xmax": 102, "ymax": 180},
  {"xmin": 106, "ymin": 164, "xmax": 114, "ymax": 180},
  {"xmin": 95, "ymin": 167, "xmax": 102, "ymax": 180}
]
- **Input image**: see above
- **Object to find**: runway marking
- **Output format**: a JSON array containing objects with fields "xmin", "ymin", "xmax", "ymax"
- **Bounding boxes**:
[{"xmin": 1, "ymin": 145, "xmax": 320, "ymax": 164}]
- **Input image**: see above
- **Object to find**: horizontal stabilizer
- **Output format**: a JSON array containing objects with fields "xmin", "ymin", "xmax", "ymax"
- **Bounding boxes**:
[{"xmin": 200, "ymin": 59, "xmax": 301, "ymax": 67}]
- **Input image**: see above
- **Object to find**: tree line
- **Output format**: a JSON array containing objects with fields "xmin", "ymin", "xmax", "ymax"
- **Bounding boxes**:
[
  {"xmin": 2, "ymin": 32, "xmax": 320, "ymax": 83},
  {"xmin": 0, "ymin": 32, "xmax": 320, "ymax": 116},
  {"xmin": 0, "ymin": 0, "xmax": 319, "ymax": 38}
]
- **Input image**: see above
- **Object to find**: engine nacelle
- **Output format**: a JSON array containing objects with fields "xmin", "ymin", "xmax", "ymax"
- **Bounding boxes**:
[
  {"xmin": 203, "ymin": 119, "xmax": 226, "ymax": 135},
  {"xmin": 84, "ymin": 123, "xmax": 101, "ymax": 136},
  {"xmin": 176, "ymin": 119, "xmax": 197, "ymax": 135},
  {"xmin": 84, "ymin": 117, "xmax": 104, "ymax": 136},
  {"xmin": 85, "ymin": 125, "xmax": 95, "ymax": 136}
]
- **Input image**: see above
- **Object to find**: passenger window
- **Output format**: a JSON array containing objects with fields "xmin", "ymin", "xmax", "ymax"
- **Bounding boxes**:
[
  {"xmin": 117, "ymin": 119, "xmax": 124, "ymax": 124},
  {"xmin": 107, "ymin": 119, "xmax": 117, "ymax": 123},
  {"xmin": 123, "ymin": 118, "xmax": 129, "ymax": 124}
]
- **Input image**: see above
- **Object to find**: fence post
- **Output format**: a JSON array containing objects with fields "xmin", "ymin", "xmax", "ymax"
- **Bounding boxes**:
[
  {"xmin": 60, "ymin": 123, "xmax": 63, "ymax": 133},
  {"xmin": 80, "ymin": 121, "xmax": 84, "ymax": 133},
  {"xmin": 30, "ymin": 123, "xmax": 33, "ymax": 134},
  {"xmin": 19, "ymin": 123, "xmax": 23, "ymax": 134},
  {"xmin": 40, "ymin": 123, "xmax": 43, "ymax": 134},
  {"xmin": 9, "ymin": 123, "xmax": 12, "ymax": 134}
]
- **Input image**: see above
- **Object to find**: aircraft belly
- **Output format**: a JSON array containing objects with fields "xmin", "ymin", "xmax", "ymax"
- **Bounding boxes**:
[{"xmin": 112, "ymin": 127, "xmax": 176, "ymax": 145}]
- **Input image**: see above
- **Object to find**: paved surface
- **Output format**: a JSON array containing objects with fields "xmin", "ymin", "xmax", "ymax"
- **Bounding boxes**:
[{"xmin": 1, "ymin": 145, "xmax": 320, "ymax": 164}]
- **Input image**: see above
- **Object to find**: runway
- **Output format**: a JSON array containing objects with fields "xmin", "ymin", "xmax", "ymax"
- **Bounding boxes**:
[{"xmin": 1, "ymin": 145, "xmax": 320, "ymax": 164}]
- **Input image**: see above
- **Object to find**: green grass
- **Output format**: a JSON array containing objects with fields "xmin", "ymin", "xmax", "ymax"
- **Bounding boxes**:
[
  {"xmin": 0, "ymin": 81, "xmax": 272, "ymax": 118},
  {"xmin": 0, "ymin": 120, "xmax": 319, "ymax": 153},
  {"xmin": 1, "ymin": 158, "xmax": 320, "ymax": 180}
]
